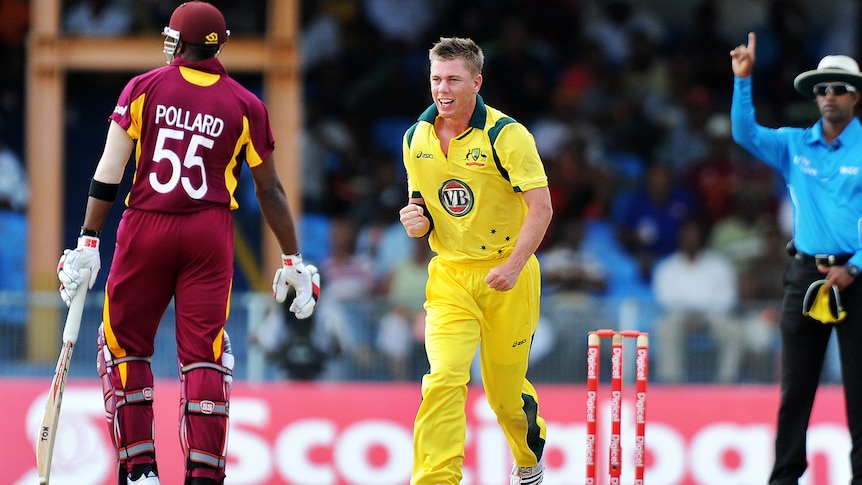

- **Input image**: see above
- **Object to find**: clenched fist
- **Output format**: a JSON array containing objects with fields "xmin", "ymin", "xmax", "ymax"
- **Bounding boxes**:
[{"xmin": 400, "ymin": 203, "xmax": 432, "ymax": 237}]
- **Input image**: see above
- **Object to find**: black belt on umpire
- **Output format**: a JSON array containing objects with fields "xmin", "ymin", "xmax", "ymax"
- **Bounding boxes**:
[{"xmin": 786, "ymin": 241, "xmax": 852, "ymax": 267}]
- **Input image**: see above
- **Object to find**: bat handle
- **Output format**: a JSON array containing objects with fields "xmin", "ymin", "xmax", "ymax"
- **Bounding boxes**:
[{"xmin": 62, "ymin": 268, "xmax": 90, "ymax": 344}]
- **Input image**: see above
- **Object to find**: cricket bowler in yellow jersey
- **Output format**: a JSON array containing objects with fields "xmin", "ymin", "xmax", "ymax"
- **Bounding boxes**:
[{"xmin": 399, "ymin": 37, "xmax": 553, "ymax": 485}]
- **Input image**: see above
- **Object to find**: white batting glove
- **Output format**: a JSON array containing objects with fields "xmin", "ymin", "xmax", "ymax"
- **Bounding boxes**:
[
  {"xmin": 272, "ymin": 253, "xmax": 320, "ymax": 319},
  {"xmin": 57, "ymin": 235, "xmax": 101, "ymax": 307}
]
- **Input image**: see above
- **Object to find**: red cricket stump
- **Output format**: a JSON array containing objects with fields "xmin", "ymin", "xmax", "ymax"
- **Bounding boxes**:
[
  {"xmin": 586, "ymin": 329, "xmax": 649, "ymax": 485},
  {"xmin": 586, "ymin": 333, "xmax": 599, "ymax": 484},
  {"xmin": 634, "ymin": 334, "xmax": 648, "ymax": 485},
  {"xmin": 610, "ymin": 333, "xmax": 622, "ymax": 483}
]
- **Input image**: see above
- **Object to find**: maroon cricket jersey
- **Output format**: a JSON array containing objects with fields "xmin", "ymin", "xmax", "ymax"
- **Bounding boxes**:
[{"xmin": 109, "ymin": 56, "xmax": 275, "ymax": 213}]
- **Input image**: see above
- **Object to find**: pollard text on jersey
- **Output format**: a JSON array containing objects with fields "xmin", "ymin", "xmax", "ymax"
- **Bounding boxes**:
[{"xmin": 155, "ymin": 104, "xmax": 224, "ymax": 137}]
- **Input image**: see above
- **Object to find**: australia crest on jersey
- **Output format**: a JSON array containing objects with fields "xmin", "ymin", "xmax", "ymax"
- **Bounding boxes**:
[
  {"xmin": 464, "ymin": 147, "xmax": 487, "ymax": 167},
  {"xmin": 438, "ymin": 179, "xmax": 473, "ymax": 217}
]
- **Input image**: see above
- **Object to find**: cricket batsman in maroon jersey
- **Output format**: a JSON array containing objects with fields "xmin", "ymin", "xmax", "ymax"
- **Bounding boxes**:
[{"xmin": 55, "ymin": 2, "xmax": 320, "ymax": 484}]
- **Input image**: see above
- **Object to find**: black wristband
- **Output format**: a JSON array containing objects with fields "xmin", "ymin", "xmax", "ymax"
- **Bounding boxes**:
[
  {"xmin": 88, "ymin": 178, "xmax": 120, "ymax": 202},
  {"xmin": 80, "ymin": 226, "xmax": 101, "ymax": 238},
  {"xmin": 416, "ymin": 203, "xmax": 434, "ymax": 237}
]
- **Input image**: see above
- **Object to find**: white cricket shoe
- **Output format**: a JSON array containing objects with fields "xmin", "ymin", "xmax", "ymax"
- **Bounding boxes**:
[
  {"xmin": 510, "ymin": 461, "xmax": 544, "ymax": 485},
  {"xmin": 127, "ymin": 470, "xmax": 159, "ymax": 484}
]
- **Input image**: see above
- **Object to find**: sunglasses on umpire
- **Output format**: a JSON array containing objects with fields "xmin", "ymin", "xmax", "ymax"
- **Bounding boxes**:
[{"xmin": 813, "ymin": 82, "xmax": 858, "ymax": 96}]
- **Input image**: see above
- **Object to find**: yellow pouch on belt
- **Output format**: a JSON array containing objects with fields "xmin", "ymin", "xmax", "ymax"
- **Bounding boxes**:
[{"xmin": 802, "ymin": 279, "xmax": 846, "ymax": 324}]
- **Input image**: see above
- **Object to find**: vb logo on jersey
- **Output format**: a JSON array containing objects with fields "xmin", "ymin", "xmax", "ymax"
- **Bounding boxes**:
[{"xmin": 438, "ymin": 179, "xmax": 474, "ymax": 217}]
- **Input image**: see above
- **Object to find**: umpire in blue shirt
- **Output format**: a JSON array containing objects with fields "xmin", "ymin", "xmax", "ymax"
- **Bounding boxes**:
[{"xmin": 731, "ymin": 32, "xmax": 862, "ymax": 484}]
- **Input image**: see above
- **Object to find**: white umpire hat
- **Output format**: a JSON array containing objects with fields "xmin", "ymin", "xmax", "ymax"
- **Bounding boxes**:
[{"xmin": 794, "ymin": 55, "xmax": 862, "ymax": 98}]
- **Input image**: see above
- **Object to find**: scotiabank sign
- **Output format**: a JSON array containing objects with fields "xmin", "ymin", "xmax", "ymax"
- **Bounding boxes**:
[{"xmin": 2, "ymin": 380, "xmax": 849, "ymax": 484}]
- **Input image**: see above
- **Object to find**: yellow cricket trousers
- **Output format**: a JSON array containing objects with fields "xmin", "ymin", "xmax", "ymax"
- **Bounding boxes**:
[{"xmin": 411, "ymin": 255, "xmax": 547, "ymax": 485}]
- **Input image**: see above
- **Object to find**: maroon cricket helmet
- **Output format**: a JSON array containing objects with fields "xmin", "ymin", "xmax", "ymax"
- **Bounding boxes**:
[{"xmin": 167, "ymin": 1, "xmax": 228, "ymax": 48}]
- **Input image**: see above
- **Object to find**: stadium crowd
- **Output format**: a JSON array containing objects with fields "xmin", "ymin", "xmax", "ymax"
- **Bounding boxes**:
[{"xmin": 1, "ymin": 0, "xmax": 858, "ymax": 384}]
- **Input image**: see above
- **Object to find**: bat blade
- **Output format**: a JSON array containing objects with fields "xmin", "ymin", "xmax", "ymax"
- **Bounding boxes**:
[
  {"xmin": 36, "ymin": 341, "xmax": 74, "ymax": 484},
  {"xmin": 35, "ymin": 268, "xmax": 90, "ymax": 484}
]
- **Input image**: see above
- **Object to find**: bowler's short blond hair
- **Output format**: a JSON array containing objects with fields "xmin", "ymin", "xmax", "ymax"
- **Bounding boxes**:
[{"xmin": 429, "ymin": 37, "xmax": 484, "ymax": 75}]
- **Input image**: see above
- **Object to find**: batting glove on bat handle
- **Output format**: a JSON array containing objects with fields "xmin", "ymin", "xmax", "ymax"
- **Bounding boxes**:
[
  {"xmin": 272, "ymin": 253, "xmax": 321, "ymax": 319},
  {"xmin": 57, "ymin": 235, "xmax": 101, "ymax": 307}
]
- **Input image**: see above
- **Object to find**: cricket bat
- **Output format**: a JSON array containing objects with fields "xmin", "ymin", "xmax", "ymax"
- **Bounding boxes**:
[{"xmin": 36, "ymin": 268, "xmax": 91, "ymax": 485}]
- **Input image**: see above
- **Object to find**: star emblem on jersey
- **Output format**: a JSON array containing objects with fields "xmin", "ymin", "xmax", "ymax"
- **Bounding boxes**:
[{"xmin": 438, "ymin": 179, "xmax": 474, "ymax": 217}]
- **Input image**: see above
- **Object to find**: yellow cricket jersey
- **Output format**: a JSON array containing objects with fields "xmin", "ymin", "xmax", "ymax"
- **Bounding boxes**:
[{"xmin": 403, "ymin": 95, "xmax": 548, "ymax": 264}]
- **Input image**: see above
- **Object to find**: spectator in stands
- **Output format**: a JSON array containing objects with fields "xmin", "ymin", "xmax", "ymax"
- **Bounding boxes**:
[
  {"xmin": 267, "ymin": 310, "xmax": 334, "ymax": 382},
  {"xmin": 355, "ymin": 187, "xmax": 415, "ymax": 283},
  {"xmin": 541, "ymin": 218, "xmax": 608, "ymax": 298},
  {"xmin": 0, "ymin": 0, "xmax": 28, "ymax": 125},
  {"xmin": 554, "ymin": 36, "xmax": 606, "ymax": 117},
  {"xmin": 0, "ymin": 0, "xmax": 32, "ymax": 361},
  {"xmin": 683, "ymin": 113, "xmax": 751, "ymax": 223},
  {"xmin": 616, "ymin": 161, "xmax": 699, "ymax": 282},
  {"xmin": 684, "ymin": 0, "xmax": 743, "ymax": 94},
  {"xmin": 0, "ymin": 124, "xmax": 27, "ymax": 221},
  {"xmin": 126, "ymin": 0, "xmax": 175, "ymax": 34},
  {"xmin": 707, "ymin": 183, "xmax": 782, "ymax": 382},
  {"xmin": 350, "ymin": 151, "xmax": 405, "ymax": 233},
  {"xmin": 351, "ymin": 150, "xmax": 414, "ymax": 271},
  {"xmin": 621, "ymin": 20, "xmax": 672, "ymax": 128},
  {"xmin": 0, "ymin": 126, "xmax": 27, "ymax": 360},
  {"xmin": 64, "ymin": 0, "xmax": 133, "ymax": 36},
  {"xmin": 652, "ymin": 214, "xmax": 742, "ymax": 383},
  {"xmin": 362, "ymin": 0, "xmax": 434, "ymax": 47},
  {"xmin": 538, "ymin": 218, "xmax": 612, "ymax": 381},
  {"xmin": 300, "ymin": 0, "xmax": 343, "ymax": 72},
  {"xmin": 481, "ymin": 15, "xmax": 554, "ymax": 125},
  {"xmin": 819, "ymin": 0, "xmax": 858, "ymax": 61},
  {"xmin": 653, "ymin": 86, "xmax": 715, "ymax": 173},
  {"xmin": 735, "ymin": 221, "xmax": 786, "ymax": 382},
  {"xmin": 376, "ymin": 236, "xmax": 432, "ymax": 381},
  {"xmin": 315, "ymin": 215, "xmax": 384, "ymax": 380},
  {"xmin": 300, "ymin": 97, "xmax": 357, "ymax": 215},
  {"xmin": 583, "ymin": 0, "xmax": 665, "ymax": 69},
  {"xmin": 542, "ymin": 136, "xmax": 612, "ymax": 248},
  {"xmin": 757, "ymin": 0, "xmax": 815, "ymax": 109},
  {"xmin": 708, "ymin": 184, "xmax": 776, "ymax": 273}
]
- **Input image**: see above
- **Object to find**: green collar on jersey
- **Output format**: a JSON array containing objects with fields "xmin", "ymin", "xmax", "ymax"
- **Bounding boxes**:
[{"xmin": 417, "ymin": 94, "xmax": 488, "ymax": 129}]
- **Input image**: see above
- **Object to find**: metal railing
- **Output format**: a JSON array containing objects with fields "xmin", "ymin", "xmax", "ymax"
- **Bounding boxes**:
[{"xmin": 0, "ymin": 291, "xmax": 798, "ymax": 385}]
